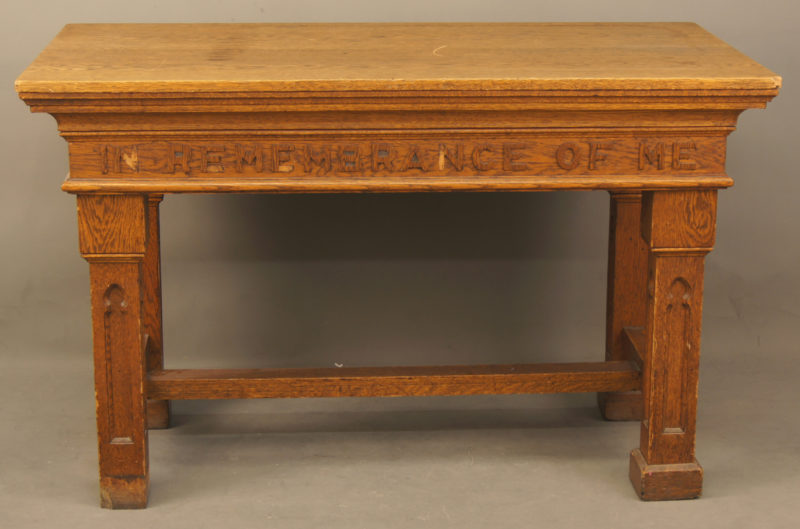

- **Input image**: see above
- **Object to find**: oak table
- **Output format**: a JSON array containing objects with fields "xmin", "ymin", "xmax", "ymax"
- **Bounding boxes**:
[{"xmin": 16, "ymin": 23, "xmax": 780, "ymax": 508}]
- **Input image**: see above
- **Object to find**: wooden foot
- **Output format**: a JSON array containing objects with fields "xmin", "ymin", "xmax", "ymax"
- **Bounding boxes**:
[
  {"xmin": 598, "ymin": 392, "xmax": 642, "ymax": 421},
  {"xmin": 146, "ymin": 399, "xmax": 171, "ymax": 429},
  {"xmin": 100, "ymin": 476, "xmax": 149, "ymax": 509},
  {"xmin": 629, "ymin": 449, "xmax": 702, "ymax": 501},
  {"xmin": 600, "ymin": 192, "xmax": 647, "ymax": 421}
]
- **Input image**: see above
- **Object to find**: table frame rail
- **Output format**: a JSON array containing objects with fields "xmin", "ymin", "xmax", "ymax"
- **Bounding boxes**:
[{"xmin": 146, "ymin": 361, "xmax": 641, "ymax": 400}]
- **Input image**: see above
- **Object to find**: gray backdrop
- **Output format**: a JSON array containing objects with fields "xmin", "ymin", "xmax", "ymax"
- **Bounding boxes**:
[{"xmin": 2, "ymin": 1, "xmax": 797, "ymax": 528}]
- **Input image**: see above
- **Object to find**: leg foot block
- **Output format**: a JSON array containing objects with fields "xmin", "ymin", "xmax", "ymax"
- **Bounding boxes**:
[
  {"xmin": 99, "ymin": 476, "xmax": 149, "ymax": 509},
  {"xmin": 629, "ymin": 449, "xmax": 702, "ymax": 501},
  {"xmin": 146, "ymin": 399, "xmax": 171, "ymax": 429},
  {"xmin": 598, "ymin": 391, "xmax": 642, "ymax": 421}
]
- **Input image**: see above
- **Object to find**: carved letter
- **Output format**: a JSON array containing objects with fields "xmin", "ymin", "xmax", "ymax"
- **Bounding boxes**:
[
  {"xmin": 439, "ymin": 144, "xmax": 464, "ymax": 171},
  {"xmin": 502, "ymin": 143, "xmax": 527, "ymax": 172},
  {"xmin": 168, "ymin": 144, "xmax": 192, "ymax": 174},
  {"xmin": 639, "ymin": 143, "xmax": 666, "ymax": 170},
  {"xmin": 301, "ymin": 145, "xmax": 333, "ymax": 174},
  {"xmin": 234, "ymin": 144, "xmax": 263, "ymax": 172},
  {"xmin": 402, "ymin": 145, "xmax": 426, "ymax": 172},
  {"xmin": 588, "ymin": 142, "xmax": 612, "ymax": 170},
  {"xmin": 672, "ymin": 142, "xmax": 697, "ymax": 170},
  {"xmin": 272, "ymin": 144, "xmax": 295, "ymax": 173},
  {"xmin": 555, "ymin": 142, "xmax": 581, "ymax": 170},
  {"xmin": 372, "ymin": 144, "xmax": 393, "ymax": 172},
  {"xmin": 199, "ymin": 145, "xmax": 225, "ymax": 173},
  {"xmin": 471, "ymin": 144, "xmax": 493, "ymax": 171},
  {"xmin": 339, "ymin": 145, "xmax": 360, "ymax": 172},
  {"xmin": 102, "ymin": 145, "xmax": 139, "ymax": 174}
]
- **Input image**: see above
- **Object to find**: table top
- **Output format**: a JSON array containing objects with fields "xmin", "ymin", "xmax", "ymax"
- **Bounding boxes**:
[
  {"xmin": 16, "ymin": 23, "xmax": 781, "ymax": 195},
  {"xmin": 16, "ymin": 22, "xmax": 780, "ymax": 95}
]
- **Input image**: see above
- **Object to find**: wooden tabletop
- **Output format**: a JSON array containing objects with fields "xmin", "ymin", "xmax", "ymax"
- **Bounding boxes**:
[{"xmin": 16, "ymin": 23, "xmax": 780, "ymax": 95}]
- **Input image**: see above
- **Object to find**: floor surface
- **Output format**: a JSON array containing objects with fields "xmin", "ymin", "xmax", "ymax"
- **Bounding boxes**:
[{"xmin": 2, "ymin": 316, "xmax": 798, "ymax": 529}]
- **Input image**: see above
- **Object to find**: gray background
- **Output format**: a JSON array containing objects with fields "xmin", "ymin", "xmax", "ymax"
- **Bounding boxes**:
[{"xmin": 1, "ymin": 1, "xmax": 797, "ymax": 528}]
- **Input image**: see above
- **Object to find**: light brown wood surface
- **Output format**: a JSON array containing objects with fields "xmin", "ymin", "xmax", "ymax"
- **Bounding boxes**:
[
  {"xmin": 16, "ymin": 23, "xmax": 780, "ymax": 94},
  {"xmin": 147, "ymin": 362, "xmax": 641, "ymax": 400}
]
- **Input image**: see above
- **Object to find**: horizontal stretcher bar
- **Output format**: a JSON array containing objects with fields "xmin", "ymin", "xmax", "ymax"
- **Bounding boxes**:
[{"xmin": 146, "ymin": 361, "xmax": 641, "ymax": 400}]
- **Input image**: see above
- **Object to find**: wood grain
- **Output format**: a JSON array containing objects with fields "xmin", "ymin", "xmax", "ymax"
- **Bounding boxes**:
[
  {"xmin": 60, "ymin": 134, "xmax": 732, "ymax": 193},
  {"xmin": 629, "ymin": 448, "xmax": 702, "ymax": 501},
  {"xmin": 599, "ymin": 192, "xmax": 648, "ymax": 421},
  {"xmin": 147, "ymin": 362, "xmax": 641, "ymax": 400},
  {"xmin": 622, "ymin": 327, "xmax": 645, "ymax": 370},
  {"xmin": 142, "ymin": 196, "xmax": 170, "ymax": 429},
  {"xmin": 77, "ymin": 195, "xmax": 147, "ymax": 256},
  {"xmin": 51, "ymin": 109, "xmax": 744, "ymax": 132},
  {"xmin": 66, "ymin": 136, "xmax": 727, "ymax": 178},
  {"xmin": 61, "ymin": 175, "xmax": 736, "ymax": 194},
  {"xmin": 15, "ymin": 23, "xmax": 780, "ymax": 94},
  {"xmin": 642, "ymin": 190, "xmax": 718, "ymax": 249}
]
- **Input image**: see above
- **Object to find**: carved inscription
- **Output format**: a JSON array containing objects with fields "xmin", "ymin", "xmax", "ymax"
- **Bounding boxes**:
[
  {"xmin": 555, "ymin": 141, "xmax": 613, "ymax": 171},
  {"xmin": 77, "ymin": 137, "xmax": 721, "ymax": 179},
  {"xmin": 638, "ymin": 141, "xmax": 697, "ymax": 170}
]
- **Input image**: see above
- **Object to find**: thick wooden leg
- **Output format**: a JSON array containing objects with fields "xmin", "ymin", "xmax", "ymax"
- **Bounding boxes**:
[
  {"xmin": 629, "ymin": 190, "xmax": 717, "ymax": 501},
  {"xmin": 78, "ymin": 195, "xmax": 150, "ymax": 509},
  {"xmin": 143, "ymin": 195, "xmax": 170, "ymax": 429},
  {"xmin": 599, "ymin": 192, "xmax": 648, "ymax": 421}
]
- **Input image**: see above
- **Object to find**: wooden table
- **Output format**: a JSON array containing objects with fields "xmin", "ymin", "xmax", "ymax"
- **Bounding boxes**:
[{"xmin": 16, "ymin": 23, "xmax": 780, "ymax": 508}]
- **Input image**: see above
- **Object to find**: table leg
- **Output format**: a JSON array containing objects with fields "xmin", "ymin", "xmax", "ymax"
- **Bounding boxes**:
[
  {"xmin": 143, "ymin": 195, "xmax": 170, "ymax": 429},
  {"xmin": 78, "ymin": 195, "xmax": 150, "ymax": 509},
  {"xmin": 599, "ymin": 192, "xmax": 647, "ymax": 420},
  {"xmin": 629, "ymin": 189, "xmax": 717, "ymax": 500}
]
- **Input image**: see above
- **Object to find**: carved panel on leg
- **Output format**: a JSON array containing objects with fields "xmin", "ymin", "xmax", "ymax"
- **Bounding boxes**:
[
  {"xmin": 640, "ymin": 255, "xmax": 704, "ymax": 465},
  {"xmin": 79, "ymin": 194, "xmax": 149, "ymax": 509},
  {"xmin": 142, "ymin": 195, "xmax": 170, "ymax": 429},
  {"xmin": 599, "ymin": 192, "xmax": 647, "ymax": 421}
]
